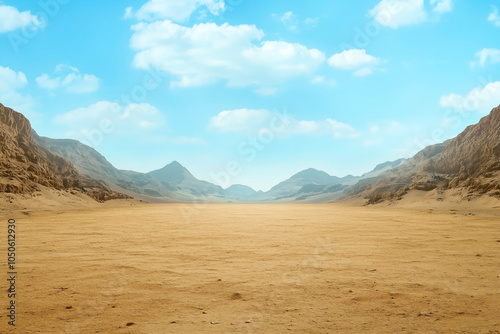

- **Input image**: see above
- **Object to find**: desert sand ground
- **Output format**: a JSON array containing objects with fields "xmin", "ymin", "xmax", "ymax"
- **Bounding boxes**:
[{"xmin": 1, "ymin": 197, "xmax": 500, "ymax": 333}]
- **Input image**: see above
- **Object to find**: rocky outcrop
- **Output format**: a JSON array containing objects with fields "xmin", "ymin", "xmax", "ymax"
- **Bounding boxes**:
[
  {"xmin": 429, "ymin": 106, "xmax": 500, "ymax": 195},
  {"xmin": 346, "ymin": 105, "xmax": 500, "ymax": 204},
  {"xmin": 0, "ymin": 103, "xmax": 129, "ymax": 201}
]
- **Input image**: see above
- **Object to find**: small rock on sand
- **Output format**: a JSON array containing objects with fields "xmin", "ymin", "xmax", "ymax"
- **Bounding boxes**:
[{"xmin": 231, "ymin": 292, "xmax": 243, "ymax": 300}]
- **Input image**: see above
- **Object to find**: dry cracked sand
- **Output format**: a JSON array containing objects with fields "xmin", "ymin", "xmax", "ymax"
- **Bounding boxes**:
[{"xmin": 1, "ymin": 200, "xmax": 500, "ymax": 333}]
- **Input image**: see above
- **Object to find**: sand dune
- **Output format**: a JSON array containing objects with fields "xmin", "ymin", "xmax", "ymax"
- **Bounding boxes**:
[{"xmin": 1, "ymin": 200, "xmax": 499, "ymax": 333}]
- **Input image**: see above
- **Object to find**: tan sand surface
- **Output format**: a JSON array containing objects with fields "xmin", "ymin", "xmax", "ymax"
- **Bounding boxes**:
[{"xmin": 1, "ymin": 202, "xmax": 499, "ymax": 333}]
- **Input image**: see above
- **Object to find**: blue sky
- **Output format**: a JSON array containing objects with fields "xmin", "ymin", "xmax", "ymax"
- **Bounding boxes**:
[{"xmin": 1, "ymin": 0, "xmax": 499, "ymax": 191}]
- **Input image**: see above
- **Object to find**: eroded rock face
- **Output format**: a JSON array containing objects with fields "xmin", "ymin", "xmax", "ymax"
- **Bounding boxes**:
[
  {"xmin": 430, "ymin": 106, "xmax": 500, "ymax": 190},
  {"xmin": 346, "ymin": 105, "xmax": 500, "ymax": 204},
  {"xmin": 0, "ymin": 103, "xmax": 129, "ymax": 201}
]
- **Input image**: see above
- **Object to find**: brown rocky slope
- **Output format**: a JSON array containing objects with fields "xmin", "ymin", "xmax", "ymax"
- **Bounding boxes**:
[
  {"xmin": 345, "ymin": 104, "xmax": 500, "ymax": 204},
  {"xmin": 0, "ymin": 103, "xmax": 128, "ymax": 201}
]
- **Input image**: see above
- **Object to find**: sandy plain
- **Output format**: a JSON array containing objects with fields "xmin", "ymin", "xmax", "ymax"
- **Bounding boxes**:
[{"xmin": 1, "ymin": 197, "xmax": 500, "ymax": 333}]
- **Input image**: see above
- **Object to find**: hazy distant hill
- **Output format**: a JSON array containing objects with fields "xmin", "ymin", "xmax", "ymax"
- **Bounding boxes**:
[
  {"xmin": 224, "ymin": 184, "xmax": 259, "ymax": 201},
  {"xmin": 0, "ymin": 103, "xmax": 126, "ymax": 201},
  {"xmin": 260, "ymin": 168, "xmax": 351, "ymax": 201},
  {"xmin": 34, "ymin": 132, "xmax": 250, "ymax": 201},
  {"xmin": 34, "ymin": 135, "xmax": 239, "ymax": 201},
  {"xmin": 346, "ymin": 104, "xmax": 500, "ymax": 204},
  {"xmin": 33, "ymin": 134, "xmax": 175, "ymax": 199},
  {"xmin": 147, "ymin": 162, "xmax": 227, "ymax": 200},
  {"xmin": 256, "ymin": 160, "xmax": 412, "ymax": 202}
]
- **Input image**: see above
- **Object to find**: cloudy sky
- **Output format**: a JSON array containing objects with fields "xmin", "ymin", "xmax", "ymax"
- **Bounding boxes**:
[{"xmin": 1, "ymin": 0, "xmax": 499, "ymax": 190}]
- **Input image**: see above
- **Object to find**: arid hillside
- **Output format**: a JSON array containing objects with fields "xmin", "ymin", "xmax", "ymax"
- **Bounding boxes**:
[
  {"xmin": 0, "ymin": 103, "xmax": 127, "ymax": 201},
  {"xmin": 346, "ymin": 105, "xmax": 500, "ymax": 204}
]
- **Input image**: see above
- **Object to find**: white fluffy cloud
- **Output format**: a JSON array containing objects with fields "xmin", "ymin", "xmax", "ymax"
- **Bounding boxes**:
[
  {"xmin": 289, "ymin": 118, "xmax": 358, "ymax": 138},
  {"xmin": 0, "ymin": 5, "xmax": 44, "ymax": 33},
  {"xmin": 489, "ymin": 6, "xmax": 500, "ymax": 27},
  {"xmin": 471, "ymin": 48, "xmax": 500, "ymax": 68},
  {"xmin": 430, "ymin": 0, "xmax": 452, "ymax": 13},
  {"xmin": 36, "ymin": 65, "xmax": 100, "ymax": 94},
  {"xmin": 54, "ymin": 101, "xmax": 165, "ymax": 145},
  {"xmin": 208, "ymin": 108, "xmax": 358, "ymax": 138},
  {"xmin": 327, "ymin": 49, "xmax": 381, "ymax": 76},
  {"xmin": 0, "ymin": 66, "xmax": 27, "ymax": 92},
  {"xmin": 125, "ymin": 0, "xmax": 225, "ymax": 22},
  {"xmin": 368, "ymin": 0, "xmax": 427, "ymax": 28},
  {"xmin": 130, "ymin": 20, "xmax": 325, "ymax": 90},
  {"xmin": 328, "ymin": 49, "xmax": 380, "ymax": 70},
  {"xmin": 208, "ymin": 109, "xmax": 273, "ymax": 133},
  {"xmin": 368, "ymin": 0, "xmax": 453, "ymax": 28},
  {"xmin": 440, "ymin": 81, "xmax": 500, "ymax": 114},
  {"xmin": 0, "ymin": 66, "xmax": 33, "ymax": 113}
]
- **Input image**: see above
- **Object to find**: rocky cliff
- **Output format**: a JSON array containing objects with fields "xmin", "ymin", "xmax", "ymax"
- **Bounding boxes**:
[
  {"xmin": 346, "ymin": 105, "xmax": 500, "ymax": 204},
  {"xmin": 0, "ymin": 103, "xmax": 128, "ymax": 201}
]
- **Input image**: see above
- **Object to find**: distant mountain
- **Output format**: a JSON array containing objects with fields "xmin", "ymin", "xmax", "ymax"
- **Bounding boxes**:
[
  {"xmin": 148, "ymin": 161, "xmax": 196, "ymax": 184},
  {"xmin": 270, "ymin": 168, "xmax": 346, "ymax": 192},
  {"xmin": 260, "ymin": 168, "xmax": 355, "ymax": 202},
  {"xmin": 346, "ymin": 104, "xmax": 500, "ymax": 204},
  {"xmin": 34, "ymin": 136, "xmax": 228, "ymax": 201},
  {"xmin": 288, "ymin": 168, "xmax": 344, "ymax": 184},
  {"xmin": 35, "ymin": 133, "xmax": 234, "ymax": 201},
  {"xmin": 33, "ymin": 134, "xmax": 175, "ymax": 199},
  {"xmin": 224, "ymin": 184, "xmax": 258, "ymax": 201},
  {"xmin": 258, "ymin": 159, "xmax": 410, "ymax": 202},
  {"xmin": 147, "ymin": 162, "xmax": 226, "ymax": 200},
  {"xmin": 0, "ymin": 103, "xmax": 126, "ymax": 201}
]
